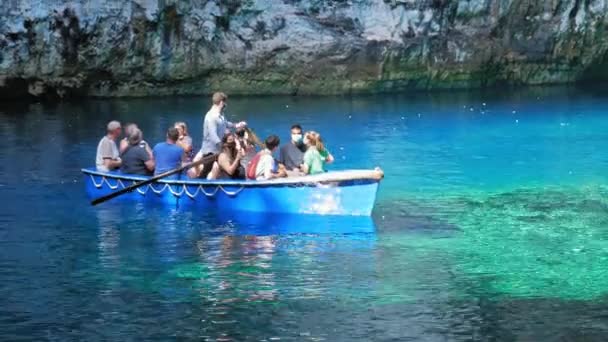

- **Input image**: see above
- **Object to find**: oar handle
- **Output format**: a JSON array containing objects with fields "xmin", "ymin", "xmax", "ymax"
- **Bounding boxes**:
[{"xmin": 90, "ymin": 154, "xmax": 216, "ymax": 206}]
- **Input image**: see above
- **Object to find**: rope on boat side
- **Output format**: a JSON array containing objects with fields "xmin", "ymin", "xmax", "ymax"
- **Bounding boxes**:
[{"xmin": 89, "ymin": 175, "xmax": 244, "ymax": 199}]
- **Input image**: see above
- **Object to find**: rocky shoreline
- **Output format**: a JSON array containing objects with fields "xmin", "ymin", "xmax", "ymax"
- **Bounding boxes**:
[{"xmin": 1, "ymin": 0, "xmax": 607, "ymax": 100}]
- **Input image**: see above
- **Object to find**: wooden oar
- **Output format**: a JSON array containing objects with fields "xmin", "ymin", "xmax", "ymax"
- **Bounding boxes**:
[{"xmin": 91, "ymin": 154, "xmax": 216, "ymax": 206}]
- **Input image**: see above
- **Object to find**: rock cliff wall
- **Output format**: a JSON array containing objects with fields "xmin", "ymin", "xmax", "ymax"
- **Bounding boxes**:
[{"xmin": 1, "ymin": 0, "xmax": 607, "ymax": 99}]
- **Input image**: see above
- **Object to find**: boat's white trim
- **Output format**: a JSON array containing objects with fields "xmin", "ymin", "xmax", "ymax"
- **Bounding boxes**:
[
  {"xmin": 88, "ymin": 174, "xmax": 246, "ymax": 198},
  {"xmin": 82, "ymin": 168, "xmax": 384, "ymax": 187}
]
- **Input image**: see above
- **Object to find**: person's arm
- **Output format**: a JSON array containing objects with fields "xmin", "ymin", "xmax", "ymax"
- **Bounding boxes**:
[
  {"xmin": 300, "ymin": 151, "xmax": 311, "ymax": 174},
  {"xmin": 275, "ymin": 163, "xmax": 287, "ymax": 177},
  {"xmin": 177, "ymin": 137, "xmax": 193, "ymax": 154},
  {"xmin": 268, "ymin": 159, "xmax": 286, "ymax": 178},
  {"xmin": 119, "ymin": 138, "xmax": 128, "ymax": 154},
  {"xmin": 144, "ymin": 142, "xmax": 153, "ymax": 160},
  {"xmin": 145, "ymin": 159, "xmax": 155, "ymax": 172},
  {"xmin": 104, "ymin": 158, "xmax": 122, "ymax": 170},
  {"xmin": 101, "ymin": 139, "xmax": 121, "ymax": 169},
  {"xmin": 225, "ymin": 120, "xmax": 247, "ymax": 129},
  {"xmin": 218, "ymin": 152, "xmax": 242, "ymax": 176},
  {"xmin": 319, "ymin": 149, "xmax": 334, "ymax": 164},
  {"xmin": 140, "ymin": 148, "xmax": 155, "ymax": 172}
]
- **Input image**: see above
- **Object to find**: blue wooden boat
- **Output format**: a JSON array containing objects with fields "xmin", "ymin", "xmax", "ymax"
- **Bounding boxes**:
[{"xmin": 82, "ymin": 168, "xmax": 384, "ymax": 216}]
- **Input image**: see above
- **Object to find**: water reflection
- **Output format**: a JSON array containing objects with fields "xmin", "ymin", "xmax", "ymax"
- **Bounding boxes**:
[
  {"xmin": 93, "ymin": 204, "xmax": 381, "ymax": 339},
  {"xmin": 5, "ymin": 87, "xmax": 608, "ymax": 339},
  {"xmin": 95, "ymin": 206, "xmax": 122, "ymax": 270}
]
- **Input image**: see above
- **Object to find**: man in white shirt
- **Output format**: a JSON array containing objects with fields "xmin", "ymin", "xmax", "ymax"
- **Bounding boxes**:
[{"xmin": 95, "ymin": 121, "xmax": 122, "ymax": 171}]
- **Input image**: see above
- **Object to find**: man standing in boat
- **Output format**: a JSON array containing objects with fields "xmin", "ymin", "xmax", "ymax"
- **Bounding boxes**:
[{"xmin": 192, "ymin": 92, "xmax": 246, "ymax": 178}]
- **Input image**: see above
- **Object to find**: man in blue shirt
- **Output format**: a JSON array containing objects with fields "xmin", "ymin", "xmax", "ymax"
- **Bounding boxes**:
[{"xmin": 153, "ymin": 127, "xmax": 186, "ymax": 176}]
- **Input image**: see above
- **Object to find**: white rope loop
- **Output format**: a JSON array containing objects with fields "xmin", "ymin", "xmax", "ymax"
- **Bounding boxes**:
[{"xmin": 89, "ymin": 174, "xmax": 244, "ymax": 199}]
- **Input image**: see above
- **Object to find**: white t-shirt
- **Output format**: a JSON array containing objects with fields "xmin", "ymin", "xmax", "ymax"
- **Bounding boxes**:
[
  {"xmin": 255, "ymin": 151, "xmax": 275, "ymax": 180},
  {"xmin": 96, "ymin": 136, "xmax": 119, "ymax": 171}
]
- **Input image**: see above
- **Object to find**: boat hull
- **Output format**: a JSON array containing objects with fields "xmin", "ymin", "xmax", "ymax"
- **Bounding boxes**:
[{"xmin": 82, "ymin": 168, "xmax": 382, "ymax": 216}]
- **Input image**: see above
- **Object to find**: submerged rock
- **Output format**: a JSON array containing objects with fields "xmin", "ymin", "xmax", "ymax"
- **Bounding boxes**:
[{"xmin": 0, "ymin": 0, "xmax": 607, "ymax": 99}]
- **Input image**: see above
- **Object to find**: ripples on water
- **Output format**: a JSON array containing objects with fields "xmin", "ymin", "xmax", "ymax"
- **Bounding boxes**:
[{"xmin": 2, "ymin": 86, "xmax": 608, "ymax": 340}]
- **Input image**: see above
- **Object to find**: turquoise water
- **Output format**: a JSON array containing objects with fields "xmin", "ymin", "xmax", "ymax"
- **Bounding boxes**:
[{"xmin": 2, "ymin": 86, "xmax": 608, "ymax": 340}]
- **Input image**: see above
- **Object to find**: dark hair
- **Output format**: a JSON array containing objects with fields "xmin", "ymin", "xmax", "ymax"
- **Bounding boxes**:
[
  {"xmin": 167, "ymin": 127, "xmax": 180, "ymax": 142},
  {"xmin": 221, "ymin": 133, "xmax": 235, "ymax": 145},
  {"xmin": 221, "ymin": 133, "xmax": 236, "ymax": 158},
  {"xmin": 265, "ymin": 135, "xmax": 280, "ymax": 150},
  {"xmin": 235, "ymin": 127, "xmax": 246, "ymax": 138},
  {"xmin": 291, "ymin": 124, "xmax": 302, "ymax": 132}
]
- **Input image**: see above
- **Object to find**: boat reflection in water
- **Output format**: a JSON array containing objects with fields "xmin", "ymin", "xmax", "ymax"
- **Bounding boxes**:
[
  {"xmin": 92, "ymin": 200, "xmax": 378, "ymax": 335},
  {"xmin": 210, "ymin": 210, "xmax": 377, "ymax": 236}
]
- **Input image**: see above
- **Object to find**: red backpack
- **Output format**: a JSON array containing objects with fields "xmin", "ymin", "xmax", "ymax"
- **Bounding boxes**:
[{"xmin": 246, "ymin": 152, "xmax": 263, "ymax": 180}]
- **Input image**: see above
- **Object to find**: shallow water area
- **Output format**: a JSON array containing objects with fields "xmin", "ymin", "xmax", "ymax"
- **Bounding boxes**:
[{"xmin": 2, "ymin": 86, "xmax": 608, "ymax": 340}]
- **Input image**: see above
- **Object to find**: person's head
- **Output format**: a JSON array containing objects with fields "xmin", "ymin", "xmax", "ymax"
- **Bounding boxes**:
[
  {"xmin": 265, "ymin": 135, "xmax": 280, "ymax": 152},
  {"xmin": 304, "ymin": 131, "xmax": 324, "ymax": 151},
  {"xmin": 221, "ymin": 133, "xmax": 237, "ymax": 153},
  {"xmin": 166, "ymin": 127, "xmax": 180, "ymax": 143},
  {"xmin": 106, "ymin": 120, "xmax": 122, "ymax": 138},
  {"xmin": 290, "ymin": 124, "xmax": 303, "ymax": 144},
  {"xmin": 128, "ymin": 128, "xmax": 143, "ymax": 146},
  {"xmin": 212, "ymin": 92, "xmax": 228, "ymax": 112},
  {"xmin": 174, "ymin": 121, "xmax": 188, "ymax": 136},
  {"xmin": 124, "ymin": 123, "xmax": 138, "ymax": 136}
]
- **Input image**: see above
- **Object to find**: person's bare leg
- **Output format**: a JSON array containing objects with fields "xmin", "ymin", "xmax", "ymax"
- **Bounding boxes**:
[
  {"xmin": 207, "ymin": 161, "xmax": 220, "ymax": 180},
  {"xmin": 188, "ymin": 151, "xmax": 204, "ymax": 178}
]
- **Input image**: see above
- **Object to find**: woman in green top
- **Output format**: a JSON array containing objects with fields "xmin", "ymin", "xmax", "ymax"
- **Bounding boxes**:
[{"xmin": 301, "ymin": 131, "xmax": 334, "ymax": 175}]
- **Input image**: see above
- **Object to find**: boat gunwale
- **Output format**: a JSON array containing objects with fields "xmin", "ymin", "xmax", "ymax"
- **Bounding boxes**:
[{"xmin": 81, "ymin": 168, "xmax": 384, "ymax": 187}]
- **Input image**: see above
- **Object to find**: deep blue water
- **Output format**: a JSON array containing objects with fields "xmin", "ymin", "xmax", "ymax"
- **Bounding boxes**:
[{"xmin": 2, "ymin": 86, "xmax": 608, "ymax": 340}]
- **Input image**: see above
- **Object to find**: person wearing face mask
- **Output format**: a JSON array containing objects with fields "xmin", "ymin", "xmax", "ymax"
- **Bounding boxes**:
[
  {"xmin": 279, "ymin": 124, "xmax": 306, "ymax": 175},
  {"xmin": 207, "ymin": 133, "xmax": 246, "ymax": 180}
]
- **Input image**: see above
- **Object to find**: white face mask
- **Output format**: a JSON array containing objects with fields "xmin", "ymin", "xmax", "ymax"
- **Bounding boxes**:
[{"xmin": 292, "ymin": 133, "xmax": 303, "ymax": 144}]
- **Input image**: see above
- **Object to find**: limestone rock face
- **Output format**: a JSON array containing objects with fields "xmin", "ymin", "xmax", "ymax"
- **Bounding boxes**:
[{"xmin": 1, "ymin": 0, "xmax": 607, "ymax": 99}]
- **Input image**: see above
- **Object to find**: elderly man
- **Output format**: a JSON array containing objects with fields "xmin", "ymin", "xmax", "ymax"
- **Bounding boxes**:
[
  {"xmin": 192, "ymin": 92, "xmax": 246, "ymax": 178},
  {"xmin": 95, "ymin": 120, "xmax": 122, "ymax": 171}
]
